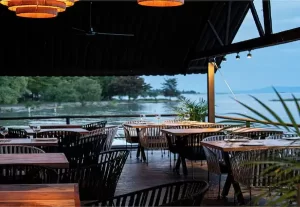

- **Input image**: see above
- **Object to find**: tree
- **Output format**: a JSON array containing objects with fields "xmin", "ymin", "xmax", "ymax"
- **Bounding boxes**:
[
  {"xmin": 110, "ymin": 76, "xmax": 148, "ymax": 100},
  {"xmin": 148, "ymin": 89, "xmax": 160, "ymax": 101},
  {"xmin": 161, "ymin": 78, "xmax": 180, "ymax": 100},
  {"xmin": 73, "ymin": 77, "xmax": 102, "ymax": 106},
  {"xmin": 42, "ymin": 80, "xmax": 78, "ymax": 103},
  {"xmin": 0, "ymin": 77, "xmax": 28, "ymax": 104}
]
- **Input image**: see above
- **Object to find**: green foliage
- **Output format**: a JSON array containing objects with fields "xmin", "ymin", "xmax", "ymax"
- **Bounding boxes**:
[
  {"xmin": 228, "ymin": 87, "xmax": 300, "ymax": 206},
  {"xmin": 161, "ymin": 78, "xmax": 180, "ymax": 99},
  {"xmin": 173, "ymin": 97, "xmax": 208, "ymax": 122},
  {"xmin": 0, "ymin": 77, "xmax": 28, "ymax": 104}
]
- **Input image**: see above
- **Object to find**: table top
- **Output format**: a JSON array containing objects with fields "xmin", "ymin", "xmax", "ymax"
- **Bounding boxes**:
[
  {"xmin": 0, "ymin": 183, "xmax": 80, "ymax": 207},
  {"xmin": 0, "ymin": 138, "xmax": 58, "ymax": 146},
  {"xmin": 25, "ymin": 128, "xmax": 89, "ymax": 135},
  {"xmin": 124, "ymin": 122, "xmax": 215, "ymax": 128},
  {"xmin": 161, "ymin": 128, "xmax": 222, "ymax": 136},
  {"xmin": 200, "ymin": 139, "xmax": 300, "ymax": 152},
  {"xmin": 225, "ymin": 127, "xmax": 283, "ymax": 133},
  {"xmin": 0, "ymin": 153, "xmax": 69, "ymax": 168}
]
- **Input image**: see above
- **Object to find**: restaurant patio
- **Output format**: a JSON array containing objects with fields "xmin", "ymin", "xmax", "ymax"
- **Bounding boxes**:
[{"xmin": 0, "ymin": 0, "xmax": 300, "ymax": 206}]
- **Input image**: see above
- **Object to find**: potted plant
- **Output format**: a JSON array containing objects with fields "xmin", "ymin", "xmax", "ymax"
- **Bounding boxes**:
[{"xmin": 173, "ymin": 97, "xmax": 208, "ymax": 122}]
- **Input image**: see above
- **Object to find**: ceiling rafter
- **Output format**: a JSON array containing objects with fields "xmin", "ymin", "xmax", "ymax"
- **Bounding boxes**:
[
  {"xmin": 208, "ymin": 20, "xmax": 224, "ymax": 46},
  {"xmin": 263, "ymin": 0, "xmax": 273, "ymax": 35},
  {"xmin": 249, "ymin": 1, "xmax": 265, "ymax": 37}
]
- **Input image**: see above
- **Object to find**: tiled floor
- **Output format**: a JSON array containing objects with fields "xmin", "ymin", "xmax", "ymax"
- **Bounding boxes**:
[{"xmin": 115, "ymin": 150, "xmax": 247, "ymax": 206}]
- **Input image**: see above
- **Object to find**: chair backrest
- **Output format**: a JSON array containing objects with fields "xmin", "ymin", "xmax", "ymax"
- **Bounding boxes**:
[
  {"xmin": 82, "ymin": 121, "xmax": 107, "ymax": 131},
  {"xmin": 139, "ymin": 126, "xmax": 168, "ymax": 149},
  {"xmin": 101, "ymin": 126, "xmax": 119, "ymax": 150},
  {"xmin": 266, "ymin": 133, "xmax": 299, "ymax": 139},
  {"xmin": 65, "ymin": 133, "xmax": 108, "ymax": 168},
  {"xmin": 37, "ymin": 131, "xmax": 81, "ymax": 149},
  {"xmin": 0, "ymin": 164, "xmax": 58, "ymax": 184},
  {"xmin": 85, "ymin": 180, "xmax": 209, "ymax": 207},
  {"xmin": 0, "ymin": 145, "xmax": 45, "ymax": 154},
  {"xmin": 58, "ymin": 150, "xmax": 129, "ymax": 201},
  {"xmin": 7, "ymin": 128, "xmax": 28, "ymax": 138}
]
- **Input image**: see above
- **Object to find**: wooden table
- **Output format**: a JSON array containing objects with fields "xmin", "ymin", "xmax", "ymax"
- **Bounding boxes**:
[
  {"xmin": 0, "ymin": 153, "xmax": 69, "ymax": 168},
  {"xmin": 25, "ymin": 128, "xmax": 89, "ymax": 135},
  {"xmin": 225, "ymin": 127, "xmax": 283, "ymax": 133},
  {"xmin": 124, "ymin": 122, "xmax": 214, "ymax": 162},
  {"xmin": 0, "ymin": 138, "xmax": 58, "ymax": 147},
  {"xmin": 0, "ymin": 183, "xmax": 80, "ymax": 207},
  {"xmin": 200, "ymin": 139, "xmax": 300, "ymax": 204},
  {"xmin": 161, "ymin": 128, "xmax": 224, "ymax": 175}
]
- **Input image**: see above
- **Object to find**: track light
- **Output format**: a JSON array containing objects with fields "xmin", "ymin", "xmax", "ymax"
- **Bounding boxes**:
[
  {"xmin": 247, "ymin": 50, "xmax": 252, "ymax": 58},
  {"xmin": 222, "ymin": 56, "xmax": 227, "ymax": 62},
  {"xmin": 236, "ymin": 53, "xmax": 240, "ymax": 60}
]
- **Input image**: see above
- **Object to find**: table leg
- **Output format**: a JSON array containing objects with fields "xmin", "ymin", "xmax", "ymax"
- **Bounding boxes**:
[
  {"xmin": 222, "ymin": 152, "xmax": 245, "ymax": 205},
  {"xmin": 136, "ymin": 128, "xmax": 146, "ymax": 162},
  {"xmin": 181, "ymin": 157, "xmax": 188, "ymax": 176}
]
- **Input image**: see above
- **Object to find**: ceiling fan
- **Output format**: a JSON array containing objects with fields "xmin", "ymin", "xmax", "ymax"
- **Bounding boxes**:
[{"xmin": 72, "ymin": 2, "xmax": 134, "ymax": 37}]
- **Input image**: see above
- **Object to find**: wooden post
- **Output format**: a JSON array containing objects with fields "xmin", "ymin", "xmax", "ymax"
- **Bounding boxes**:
[{"xmin": 207, "ymin": 62, "xmax": 215, "ymax": 123}]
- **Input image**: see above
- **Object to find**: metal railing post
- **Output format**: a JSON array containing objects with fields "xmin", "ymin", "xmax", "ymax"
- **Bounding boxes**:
[
  {"xmin": 66, "ymin": 117, "xmax": 70, "ymax": 124},
  {"xmin": 246, "ymin": 121, "xmax": 250, "ymax": 127}
]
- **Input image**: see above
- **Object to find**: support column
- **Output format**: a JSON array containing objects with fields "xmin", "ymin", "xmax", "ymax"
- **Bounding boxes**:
[{"xmin": 207, "ymin": 62, "xmax": 215, "ymax": 123}]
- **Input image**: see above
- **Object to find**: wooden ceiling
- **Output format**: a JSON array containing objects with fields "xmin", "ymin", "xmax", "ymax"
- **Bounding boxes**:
[{"xmin": 0, "ymin": 1, "xmax": 250, "ymax": 76}]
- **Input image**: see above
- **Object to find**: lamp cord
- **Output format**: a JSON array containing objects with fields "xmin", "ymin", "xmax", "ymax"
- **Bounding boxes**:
[{"xmin": 218, "ymin": 69, "xmax": 237, "ymax": 100}]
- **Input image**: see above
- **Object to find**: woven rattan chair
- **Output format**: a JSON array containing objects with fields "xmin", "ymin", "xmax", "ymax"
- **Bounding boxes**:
[
  {"xmin": 58, "ymin": 150, "xmax": 129, "ymax": 201},
  {"xmin": 85, "ymin": 180, "xmax": 209, "ymax": 206},
  {"xmin": 266, "ymin": 133, "xmax": 299, "ymax": 139},
  {"xmin": 139, "ymin": 125, "xmax": 168, "ymax": 164},
  {"xmin": 99, "ymin": 126, "xmax": 119, "ymax": 150},
  {"xmin": 202, "ymin": 135, "xmax": 249, "ymax": 199},
  {"xmin": 82, "ymin": 121, "xmax": 107, "ymax": 131},
  {"xmin": 0, "ymin": 164, "xmax": 58, "ymax": 184},
  {"xmin": 7, "ymin": 128, "xmax": 28, "ymax": 138},
  {"xmin": 0, "ymin": 145, "xmax": 45, "ymax": 154}
]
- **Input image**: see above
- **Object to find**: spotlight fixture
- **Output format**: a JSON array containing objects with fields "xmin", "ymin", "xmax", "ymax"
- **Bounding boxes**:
[
  {"xmin": 222, "ymin": 56, "xmax": 227, "ymax": 62},
  {"xmin": 247, "ymin": 50, "xmax": 252, "ymax": 58},
  {"xmin": 236, "ymin": 53, "xmax": 240, "ymax": 60}
]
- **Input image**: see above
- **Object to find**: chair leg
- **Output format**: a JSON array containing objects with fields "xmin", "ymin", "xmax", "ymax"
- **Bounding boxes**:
[
  {"xmin": 161, "ymin": 148, "xmax": 163, "ymax": 158},
  {"xmin": 129, "ymin": 143, "xmax": 132, "ymax": 158},
  {"xmin": 147, "ymin": 149, "xmax": 149, "ymax": 166},
  {"xmin": 207, "ymin": 171, "xmax": 210, "ymax": 182},
  {"xmin": 169, "ymin": 152, "xmax": 172, "ymax": 168},
  {"xmin": 191, "ymin": 161, "xmax": 194, "ymax": 179},
  {"xmin": 218, "ymin": 175, "xmax": 221, "ymax": 199},
  {"xmin": 249, "ymin": 187, "xmax": 252, "ymax": 206}
]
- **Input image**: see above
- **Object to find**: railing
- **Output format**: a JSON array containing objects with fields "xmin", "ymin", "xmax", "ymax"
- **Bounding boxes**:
[
  {"xmin": 216, "ymin": 115, "xmax": 300, "ymax": 128},
  {"xmin": 0, "ymin": 114, "xmax": 178, "ymax": 125}
]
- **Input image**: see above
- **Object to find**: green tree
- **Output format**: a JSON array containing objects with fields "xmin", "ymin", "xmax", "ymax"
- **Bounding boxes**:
[
  {"xmin": 161, "ymin": 78, "xmax": 180, "ymax": 100},
  {"xmin": 42, "ymin": 80, "xmax": 78, "ymax": 103},
  {"xmin": 0, "ymin": 77, "xmax": 28, "ymax": 104},
  {"xmin": 73, "ymin": 77, "xmax": 102, "ymax": 106},
  {"xmin": 148, "ymin": 89, "xmax": 160, "ymax": 101},
  {"xmin": 91, "ymin": 77, "xmax": 116, "ymax": 100}
]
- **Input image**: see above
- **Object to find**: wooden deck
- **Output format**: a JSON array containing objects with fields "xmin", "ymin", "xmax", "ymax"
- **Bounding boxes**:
[{"xmin": 116, "ymin": 150, "xmax": 242, "ymax": 206}]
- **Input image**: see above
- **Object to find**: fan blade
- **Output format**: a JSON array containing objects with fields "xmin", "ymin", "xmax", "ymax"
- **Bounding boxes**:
[
  {"xmin": 72, "ymin": 27, "xmax": 86, "ymax": 33},
  {"xmin": 95, "ymin": 32, "xmax": 134, "ymax": 37}
]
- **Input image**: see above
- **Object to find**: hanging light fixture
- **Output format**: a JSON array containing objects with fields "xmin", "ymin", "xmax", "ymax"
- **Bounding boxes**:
[
  {"xmin": 222, "ymin": 56, "xmax": 227, "ymax": 62},
  {"xmin": 0, "ymin": 0, "xmax": 78, "ymax": 18},
  {"xmin": 137, "ymin": 0, "xmax": 184, "ymax": 7},
  {"xmin": 236, "ymin": 53, "xmax": 240, "ymax": 60},
  {"xmin": 247, "ymin": 50, "xmax": 252, "ymax": 58}
]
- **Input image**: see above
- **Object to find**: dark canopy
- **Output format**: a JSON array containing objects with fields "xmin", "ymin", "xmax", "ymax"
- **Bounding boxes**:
[{"xmin": 0, "ymin": 1, "xmax": 249, "ymax": 76}]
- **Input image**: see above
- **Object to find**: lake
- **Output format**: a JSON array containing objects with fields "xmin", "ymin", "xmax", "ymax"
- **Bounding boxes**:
[{"xmin": 0, "ymin": 92, "xmax": 299, "ymax": 127}]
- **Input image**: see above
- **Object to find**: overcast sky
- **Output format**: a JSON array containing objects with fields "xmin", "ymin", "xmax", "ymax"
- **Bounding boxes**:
[{"xmin": 143, "ymin": 0, "xmax": 300, "ymax": 93}]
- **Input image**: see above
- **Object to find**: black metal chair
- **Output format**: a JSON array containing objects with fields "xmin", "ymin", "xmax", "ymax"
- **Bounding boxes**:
[
  {"xmin": 0, "ymin": 164, "xmax": 58, "ymax": 184},
  {"xmin": 82, "ymin": 121, "xmax": 107, "ymax": 131},
  {"xmin": 85, "ymin": 180, "xmax": 209, "ymax": 206},
  {"xmin": 0, "ymin": 145, "xmax": 45, "ymax": 154},
  {"xmin": 7, "ymin": 128, "xmax": 28, "ymax": 138},
  {"xmin": 58, "ymin": 150, "xmax": 129, "ymax": 201}
]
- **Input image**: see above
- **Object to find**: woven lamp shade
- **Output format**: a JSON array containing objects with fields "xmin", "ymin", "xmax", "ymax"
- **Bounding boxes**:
[
  {"xmin": 16, "ymin": 6, "xmax": 58, "ymax": 18},
  {"xmin": 137, "ymin": 0, "xmax": 184, "ymax": 7},
  {"xmin": 8, "ymin": 0, "xmax": 66, "ymax": 12}
]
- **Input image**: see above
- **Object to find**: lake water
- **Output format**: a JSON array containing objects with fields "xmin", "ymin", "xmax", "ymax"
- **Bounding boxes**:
[
  {"xmin": 0, "ymin": 92, "xmax": 298, "ymax": 146},
  {"xmin": 0, "ymin": 93, "xmax": 299, "ymax": 127}
]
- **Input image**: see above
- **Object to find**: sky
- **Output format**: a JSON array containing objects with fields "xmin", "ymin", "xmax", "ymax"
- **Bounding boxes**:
[{"xmin": 143, "ymin": 0, "xmax": 300, "ymax": 93}]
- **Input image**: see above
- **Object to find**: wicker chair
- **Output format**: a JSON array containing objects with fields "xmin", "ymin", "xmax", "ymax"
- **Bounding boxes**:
[
  {"xmin": 7, "ymin": 128, "xmax": 28, "ymax": 138},
  {"xmin": 64, "ymin": 133, "xmax": 108, "ymax": 168},
  {"xmin": 139, "ymin": 126, "xmax": 168, "ymax": 164},
  {"xmin": 202, "ymin": 135, "xmax": 249, "ymax": 199},
  {"xmin": 58, "ymin": 150, "xmax": 129, "ymax": 201},
  {"xmin": 266, "ymin": 133, "xmax": 299, "ymax": 139},
  {"xmin": 82, "ymin": 121, "xmax": 107, "ymax": 131},
  {"xmin": 0, "ymin": 164, "xmax": 58, "ymax": 184},
  {"xmin": 99, "ymin": 126, "xmax": 119, "ymax": 150},
  {"xmin": 85, "ymin": 180, "xmax": 209, "ymax": 206},
  {"xmin": 0, "ymin": 145, "xmax": 45, "ymax": 154},
  {"xmin": 123, "ymin": 120, "xmax": 150, "ymax": 158},
  {"xmin": 230, "ymin": 149, "xmax": 300, "ymax": 204}
]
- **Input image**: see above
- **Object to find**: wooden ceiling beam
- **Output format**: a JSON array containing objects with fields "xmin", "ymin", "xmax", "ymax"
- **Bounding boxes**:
[
  {"xmin": 225, "ymin": 1, "xmax": 232, "ymax": 45},
  {"xmin": 250, "ymin": 1, "xmax": 265, "ymax": 37},
  {"xmin": 263, "ymin": 0, "xmax": 272, "ymax": 35},
  {"xmin": 208, "ymin": 20, "xmax": 224, "ymax": 46},
  {"xmin": 190, "ymin": 27, "xmax": 300, "ymax": 60}
]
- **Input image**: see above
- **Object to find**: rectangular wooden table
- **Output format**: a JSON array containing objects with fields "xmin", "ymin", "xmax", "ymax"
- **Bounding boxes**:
[
  {"xmin": 0, "ymin": 153, "xmax": 69, "ymax": 168},
  {"xmin": 200, "ymin": 139, "xmax": 300, "ymax": 204},
  {"xmin": 0, "ymin": 138, "xmax": 58, "ymax": 147},
  {"xmin": 0, "ymin": 183, "xmax": 80, "ymax": 207},
  {"xmin": 25, "ymin": 128, "xmax": 89, "ymax": 135},
  {"xmin": 161, "ymin": 128, "xmax": 222, "ymax": 136}
]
